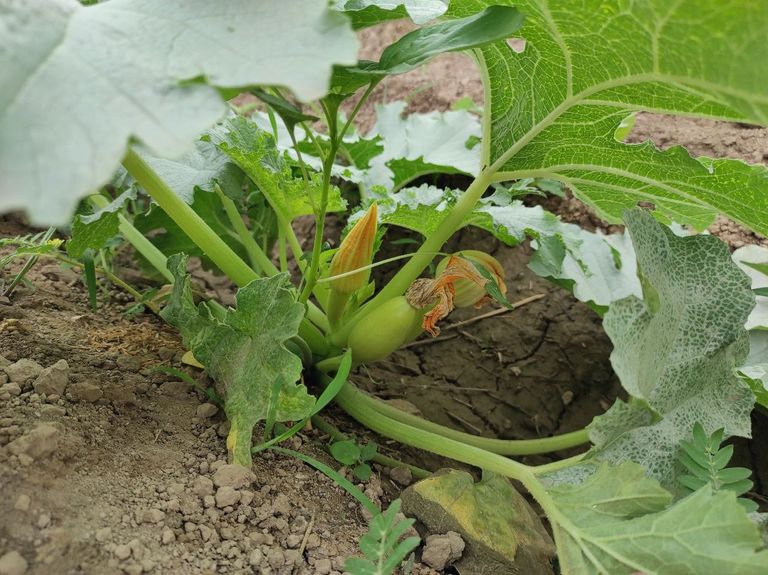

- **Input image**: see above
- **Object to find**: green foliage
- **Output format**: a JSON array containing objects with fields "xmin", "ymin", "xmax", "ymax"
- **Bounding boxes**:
[
  {"xmin": 587, "ymin": 210, "xmax": 755, "ymax": 486},
  {"xmin": 345, "ymin": 499, "xmax": 420, "ymax": 575},
  {"xmin": 0, "ymin": 0, "xmax": 357, "ymax": 225},
  {"xmin": 453, "ymin": 0, "xmax": 768, "ymax": 236},
  {"xmin": 677, "ymin": 423, "xmax": 757, "ymax": 512},
  {"xmin": 210, "ymin": 117, "xmax": 347, "ymax": 220},
  {"xmin": 546, "ymin": 462, "xmax": 768, "ymax": 574},
  {"xmin": 330, "ymin": 439, "xmax": 379, "ymax": 482},
  {"xmin": 338, "ymin": 0, "xmax": 448, "ymax": 28},
  {"xmin": 67, "ymin": 191, "xmax": 134, "ymax": 258},
  {"xmin": 162, "ymin": 254, "xmax": 313, "ymax": 466}
]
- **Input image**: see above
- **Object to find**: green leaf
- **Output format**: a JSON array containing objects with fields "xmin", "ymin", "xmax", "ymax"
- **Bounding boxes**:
[
  {"xmin": 345, "ymin": 499, "xmax": 420, "ymax": 575},
  {"xmin": 331, "ymin": 6, "xmax": 524, "ymax": 95},
  {"xmin": 67, "ymin": 190, "xmax": 134, "ymax": 258},
  {"xmin": 587, "ymin": 210, "xmax": 755, "ymax": 485},
  {"xmin": 462, "ymin": 0, "xmax": 768, "ymax": 237},
  {"xmin": 547, "ymin": 462, "xmax": 768, "ymax": 574},
  {"xmin": 359, "ymin": 442, "xmax": 378, "ymax": 462},
  {"xmin": 352, "ymin": 463, "xmax": 373, "ymax": 482},
  {"xmin": 161, "ymin": 254, "xmax": 313, "ymax": 466},
  {"xmin": 733, "ymin": 245, "xmax": 768, "ymax": 330},
  {"xmin": 210, "ymin": 116, "xmax": 347, "ymax": 220},
  {"xmin": 330, "ymin": 440, "xmax": 361, "ymax": 466},
  {"xmin": 250, "ymin": 89, "xmax": 319, "ymax": 134},
  {"xmin": 338, "ymin": 0, "xmax": 448, "ymax": 28},
  {"xmin": 134, "ymin": 140, "xmax": 246, "ymax": 203},
  {"xmin": 1, "ymin": 0, "xmax": 357, "ymax": 226}
]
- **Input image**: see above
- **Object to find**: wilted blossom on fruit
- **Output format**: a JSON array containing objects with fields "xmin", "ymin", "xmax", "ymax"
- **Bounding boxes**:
[
  {"xmin": 329, "ymin": 203, "xmax": 378, "ymax": 294},
  {"xmin": 406, "ymin": 255, "xmax": 490, "ymax": 336},
  {"xmin": 436, "ymin": 250, "xmax": 507, "ymax": 308}
]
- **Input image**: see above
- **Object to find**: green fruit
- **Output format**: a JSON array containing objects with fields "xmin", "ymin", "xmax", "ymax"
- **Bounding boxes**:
[{"xmin": 348, "ymin": 296, "xmax": 422, "ymax": 363}]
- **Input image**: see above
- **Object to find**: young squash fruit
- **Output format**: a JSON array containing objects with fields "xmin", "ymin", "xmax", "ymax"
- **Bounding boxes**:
[{"xmin": 348, "ymin": 296, "xmax": 425, "ymax": 363}]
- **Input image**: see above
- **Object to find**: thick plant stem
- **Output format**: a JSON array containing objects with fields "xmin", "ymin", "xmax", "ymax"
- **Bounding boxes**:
[
  {"xmin": 90, "ymin": 194, "xmax": 173, "ymax": 283},
  {"xmin": 122, "ymin": 147, "xmax": 330, "ymax": 337},
  {"xmin": 340, "ymin": 381, "xmax": 589, "ymax": 456},
  {"xmin": 123, "ymin": 148, "xmax": 258, "ymax": 287},
  {"xmin": 332, "ymin": 169, "xmax": 494, "ymax": 346},
  {"xmin": 215, "ymin": 184, "xmax": 277, "ymax": 276}
]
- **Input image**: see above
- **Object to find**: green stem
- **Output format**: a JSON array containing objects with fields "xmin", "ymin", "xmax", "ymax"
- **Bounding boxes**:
[
  {"xmin": 215, "ymin": 184, "xmax": 277, "ymax": 275},
  {"xmin": 122, "ymin": 148, "xmax": 330, "ymax": 338},
  {"xmin": 311, "ymin": 415, "xmax": 431, "ymax": 480},
  {"xmin": 123, "ymin": 148, "xmax": 258, "ymax": 287},
  {"xmin": 340, "ymin": 381, "xmax": 589, "ymax": 456},
  {"xmin": 278, "ymin": 227, "xmax": 288, "ymax": 272},
  {"xmin": 90, "ymin": 195, "xmax": 173, "ymax": 283},
  {"xmin": 331, "ymin": 169, "xmax": 494, "ymax": 346}
]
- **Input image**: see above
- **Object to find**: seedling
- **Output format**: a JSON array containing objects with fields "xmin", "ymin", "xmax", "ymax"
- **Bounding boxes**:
[
  {"xmin": 330, "ymin": 439, "xmax": 379, "ymax": 482},
  {"xmin": 4, "ymin": 1, "xmax": 768, "ymax": 571}
]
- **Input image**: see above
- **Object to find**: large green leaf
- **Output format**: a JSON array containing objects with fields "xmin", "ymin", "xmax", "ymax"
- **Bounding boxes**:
[
  {"xmin": 455, "ymin": 0, "xmax": 768, "ymax": 236},
  {"xmin": 210, "ymin": 117, "xmax": 346, "ymax": 220},
  {"xmin": 162, "ymin": 254, "xmax": 313, "ymax": 466},
  {"xmin": 0, "ymin": 0, "xmax": 357, "ymax": 226},
  {"xmin": 733, "ymin": 245, "xmax": 768, "ymax": 330},
  {"xmin": 546, "ymin": 462, "xmax": 768, "ymax": 574},
  {"xmin": 588, "ymin": 210, "xmax": 755, "ymax": 485}
]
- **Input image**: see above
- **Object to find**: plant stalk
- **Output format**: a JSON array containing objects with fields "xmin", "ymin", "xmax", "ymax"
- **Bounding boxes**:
[{"xmin": 331, "ymin": 169, "xmax": 494, "ymax": 346}]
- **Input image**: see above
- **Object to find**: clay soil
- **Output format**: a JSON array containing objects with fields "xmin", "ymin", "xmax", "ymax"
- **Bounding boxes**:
[{"xmin": 2, "ymin": 20, "xmax": 768, "ymax": 575}]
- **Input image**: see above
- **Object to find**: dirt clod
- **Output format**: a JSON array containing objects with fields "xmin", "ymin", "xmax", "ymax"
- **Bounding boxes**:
[
  {"xmin": 32, "ymin": 359, "xmax": 69, "ymax": 396},
  {"xmin": 6, "ymin": 423, "xmax": 60, "ymax": 461},
  {"xmin": 195, "ymin": 403, "xmax": 218, "ymax": 419},
  {"xmin": 3, "ymin": 359, "xmax": 43, "ymax": 384},
  {"xmin": 0, "ymin": 551, "xmax": 28, "ymax": 575},
  {"xmin": 421, "ymin": 531, "xmax": 465, "ymax": 571},
  {"xmin": 67, "ymin": 381, "xmax": 102, "ymax": 403},
  {"xmin": 212, "ymin": 464, "xmax": 255, "ymax": 489}
]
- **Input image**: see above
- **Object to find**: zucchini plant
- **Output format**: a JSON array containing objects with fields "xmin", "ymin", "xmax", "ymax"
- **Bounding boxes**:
[{"xmin": 3, "ymin": 0, "xmax": 768, "ymax": 572}]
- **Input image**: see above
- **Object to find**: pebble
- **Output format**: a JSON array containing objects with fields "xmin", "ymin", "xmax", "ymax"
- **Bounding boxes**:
[
  {"xmin": 421, "ymin": 531, "xmax": 465, "ymax": 571},
  {"xmin": 67, "ymin": 382, "xmax": 103, "ymax": 403},
  {"xmin": 267, "ymin": 548, "xmax": 285, "ymax": 569},
  {"xmin": 314, "ymin": 558, "xmax": 332, "ymax": 575},
  {"xmin": 215, "ymin": 487, "xmax": 240, "ymax": 508},
  {"xmin": 389, "ymin": 466, "xmax": 413, "ymax": 486},
  {"xmin": 248, "ymin": 549, "xmax": 263, "ymax": 566},
  {"xmin": 37, "ymin": 513, "xmax": 51, "ymax": 528},
  {"xmin": 0, "ymin": 551, "xmax": 28, "ymax": 575},
  {"xmin": 161, "ymin": 528, "xmax": 176, "ymax": 545},
  {"xmin": 7, "ymin": 423, "xmax": 61, "ymax": 461},
  {"xmin": 191, "ymin": 476, "xmax": 214, "ymax": 497},
  {"xmin": 39, "ymin": 405, "xmax": 66, "ymax": 418},
  {"xmin": 1, "ymin": 383, "xmax": 21, "ymax": 396},
  {"xmin": 114, "ymin": 544, "xmax": 132, "ymax": 560},
  {"xmin": 4, "ymin": 359, "xmax": 43, "ymax": 384},
  {"xmin": 33, "ymin": 360, "xmax": 69, "ymax": 396},
  {"xmin": 138, "ymin": 508, "xmax": 165, "ymax": 524},
  {"xmin": 95, "ymin": 527, "xmax": 112, "ymax": 542},
  {"xmin": 212, "ymin": 465, "xmax": 255, "ymax": 489},
  {"xmin": 195, "ymin": 403, "xmax": 218, "ymax": 419},
  {"xmin": 13, "ymin": 495, "xmax": 31, "ymax": 512}
]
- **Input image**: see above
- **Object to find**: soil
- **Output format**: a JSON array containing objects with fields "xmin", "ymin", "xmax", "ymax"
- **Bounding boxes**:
[{"xmin": 2, "ymin": 18, "xmax": 768, "ymax": 575}]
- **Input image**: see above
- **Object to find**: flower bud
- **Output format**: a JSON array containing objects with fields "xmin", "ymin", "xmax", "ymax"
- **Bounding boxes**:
[
  {"xmin": 329, "ymin": 203, "xmax": 378, "ymax": 295},
  {"xmin": 435, "ymin": 250, "xmax": 506, "ymax": 308}
]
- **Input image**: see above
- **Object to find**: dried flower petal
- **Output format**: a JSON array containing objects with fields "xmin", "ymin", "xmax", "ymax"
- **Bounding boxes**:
[{"xmin": 406, "ymin": 256, "xmax": 487, "ymax": 336}]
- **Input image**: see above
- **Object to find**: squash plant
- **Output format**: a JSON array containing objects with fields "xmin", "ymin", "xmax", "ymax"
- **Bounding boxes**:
[{"xmin": 3, "ymin": 0, "xmax": 768, "ymax": 572}]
